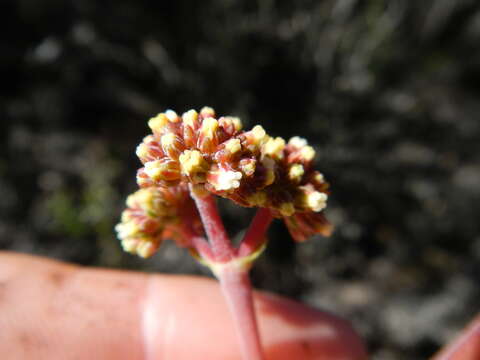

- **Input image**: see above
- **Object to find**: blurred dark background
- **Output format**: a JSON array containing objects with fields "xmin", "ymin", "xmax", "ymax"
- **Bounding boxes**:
[{"xmin": 1, "ymin": 1, "xmax": 479, "ymax": 359}]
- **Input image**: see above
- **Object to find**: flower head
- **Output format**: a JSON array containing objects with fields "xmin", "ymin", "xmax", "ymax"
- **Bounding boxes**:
[
  {"xmin": 115, "ymin": 184, "xmax": 202, "ymax": 257},
  {"xmin": 134, "ymin": 107, "xmax": 331, "ymax": 242}
]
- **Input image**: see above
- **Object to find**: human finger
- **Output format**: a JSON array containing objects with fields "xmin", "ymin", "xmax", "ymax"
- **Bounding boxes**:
[{"xmin": 0, "ymin": 252, "xmax": 367, "ymax": 359}]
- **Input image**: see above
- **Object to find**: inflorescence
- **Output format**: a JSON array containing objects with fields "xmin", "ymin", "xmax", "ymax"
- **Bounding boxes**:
[{"xmin": 116, "ymin": 107, "xmax": 331, "ymax": 258}]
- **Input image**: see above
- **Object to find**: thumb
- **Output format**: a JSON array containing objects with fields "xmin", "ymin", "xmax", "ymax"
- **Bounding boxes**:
[{"xmin": 0, "ymin": 251, "xmax": 367, "ymax": 359}]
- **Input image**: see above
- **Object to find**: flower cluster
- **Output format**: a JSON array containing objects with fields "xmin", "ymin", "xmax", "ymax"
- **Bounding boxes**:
[
  {"xmin": 115, "ymin": 184, "xmax": 202, "ymax": 257},
  {"xmin": 132, "ymin": 107, "xmax": 331, "ymax": 242}
]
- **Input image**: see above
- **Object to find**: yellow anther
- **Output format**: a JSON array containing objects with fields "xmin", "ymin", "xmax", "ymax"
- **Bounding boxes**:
[
  {"xmin": 305, "ymin": 191, "xmax": 328, "ymax": 212},
  {"xmin": 288, "ymin": 136, "xmax": 307, "ymax": 148},
  {"xmin": 200, "ymin": 117, "xmax": 219, "ymax": 139},
  {"xmin": 182, "ymin": 109, "xmax": 198, "ymax": 128},
  {"xmin": 135, "ymin": 142, "xmax": 149, "ymax": 161},
  {"xmin": 231, "ymin": 117, "xmax": 243, "ymax": 131},
  {"xmin": 200, "ymin": 106, "xmax": 216, "ymax": 118},
  {"xmin": 300, "ymin": 146, "xmax": 315, "ymax": 161},
  {"xmin": 148, "ymin": 113, "xmax": 169, "ymax": 133},
  {"xmin": 240, "ymin": 159, "xmax": 256, "ymax": 176},
  {"xmin": 165, "ymin": 109, "xmax": 179, "ymax": 122},
  {"xmin": 279, "ymin": 202, "xmax": 295, "ymax": 216},
  {"xmin": 224, "ymin": 138, "xmax": 241, "ymax": 154},
  {"xmin": 212, "ymin": 169, "xmax": 242, "ymax": 191},
  {"xmin": 247, "ymin": 191, "xmax": 267, "ymax": 206},
  {"xmin": 252, "ymin": 125, "xmax": 266, "ymax": 143},
  {"xmin": 134, "ymin": 188, "xmax": 156, "ymax": 212},
  {"xmin": 263, "ymin": 137, "xmax": 286, "ymax": 159},
  {"xmin": 136, "ymin": 240, "xmax": 158, "ymax": 258},
  {"xmin": 115, "ymin": 221, "xmax": 141, "ymax": 239},
  {"xmin": 313, "ymin": 172, "xmax": 324, "ymax": 184},
  {"xmin": 288, "ymin": 164, "xmax": 304, "ymax": 181},
  {"xmin": 144, "ymin": 160, "xmax": 165, "ymax": 181},
  {"xmin": 121, "ymin": 238, "xmax": 138, "ymax": 253},
  {"xmin": 179, "ymin": 150, "xmax": 208, "ymax": 176},
  {"xmin": 160, "ymin": 133, "xmax": 177, "ymax": 148},
  {"xmin": 144, "ymin": 160, "xmax": 180, "ymax": 181},
  {"xmin": 221, "ymin": 116, "xmax": 243, "ymax": 132}
]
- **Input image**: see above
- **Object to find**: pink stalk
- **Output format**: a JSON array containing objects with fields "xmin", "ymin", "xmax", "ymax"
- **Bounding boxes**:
[
  {"xmin": 190, "ymin": 235, "xmax": 215, "ymax": 261},
  {"xmin": 189, "ymin": 187, "xmax": 266, "ymax": 360},
  {"xmin": 179, "ymin": 223, "xmax": 215, "ymax": 261},
  {"xmin": 217, "ymin": 267, "xmax": 265, "ymax": 360},
  {"xmin": 238, "ymin": 208, "xmax": 273, "ymax": 257},
  {"xmin": 189, "ymin": 188, "xmax": 235, "ymax": 262}
]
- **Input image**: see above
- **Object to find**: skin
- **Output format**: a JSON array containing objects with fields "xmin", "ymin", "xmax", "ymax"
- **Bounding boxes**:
[
  {"xmin": 0, "ymin": 251, "xmax": 367, "ymax": 360},
  {"xmin": 432, "ymin": 314, "xmax": 480, "ymax": 360}
]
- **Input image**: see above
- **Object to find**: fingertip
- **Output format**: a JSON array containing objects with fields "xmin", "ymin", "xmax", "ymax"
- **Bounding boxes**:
[
  {"xmin": 145, "ymin": 275, "xmax": 368, "ymax": 360},
  {"xmin": 255, "ymin": 291, "xmax": 367, "ymax": 360}
]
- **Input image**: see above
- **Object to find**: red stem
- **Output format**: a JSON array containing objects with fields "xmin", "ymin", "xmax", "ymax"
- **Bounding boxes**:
[
  {"xmin": 217, "ymin": 267, "xmax": 265, "ymax": 360},
  {"xmin": 180, "ymin": 223, "xmax": 214, "ymax": 261},
  {"xmin": 190, "ymin": 235, "xmax": 215, "ymax": 261},
  {"xmin": 238, "ymin": 208, "xmax": 273, "ymax": 257},
  {"xmin": 189, "ymin": 189, "xmax": 235, "ymax": 262},
  {"xmin": 189, "ymin": 187, "xmax": 266, "ymax": 360}
]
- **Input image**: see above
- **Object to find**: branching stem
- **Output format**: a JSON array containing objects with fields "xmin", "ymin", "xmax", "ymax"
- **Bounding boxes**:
[
  {"xmin": 189, "ymin": 187, "xmax": 266, "ymax": 360},
  {"xmin": 238, "ymin": 208, "xmax": 273, "ymax": 257},
  {"xmin": 189, "ymin": 189, "xmax": 235, "ymax": 262}
]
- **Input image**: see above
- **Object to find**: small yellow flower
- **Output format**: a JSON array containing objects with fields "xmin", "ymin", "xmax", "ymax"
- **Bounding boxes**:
[
  {"xmin": 179, "ymin": 150, "xmax": 209, "ymax": 178},
  {"xmin": 263, "ymin": 137, "xmax": 286, "ymax": 159},
  {"xmin": 288, "ymin": 164, "xmax": 304, "ymax": 182},
  {"xmin": 148, "ymin": 113, "xmax": 169, "ymax": 133}
]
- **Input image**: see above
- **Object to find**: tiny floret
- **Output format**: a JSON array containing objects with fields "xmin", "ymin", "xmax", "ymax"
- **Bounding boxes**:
[
  {"xmin": 144, "ymin": 160, "xmax": 166, "ymax": 181},
  {"xmin": 148, "ymin": 113, "xmax": 168, "ymax": 133},
  {"xmin": 200, "ymin": 106, "xmax": 216, "ymax": 118},
  {"xmin": 179, "ymin": 150, "xmax": 208, "ymax": 177},
  {"xmin": 212, "ymin": 169, "xmax": 242, "ymax": 191},
  {"xmin": 279, "ymin": 202, "xmax": 296, "ymax": 216},
  {"xmin": 247, "ymin": 191, "xmax": 267, "ymax": 206},
  {"xmin": 200, "ymin": 117, "xmax": 219, "ymax": 139},
  {"xmin": 224, "ymin": 138, "xmax": 241, "ymax": 154},
  {"xmin": 165, "ymin": 109, "xmax": 179, "ymax": 122},
  {"xmin": 300, "ymin": 146, "xmax": 315, "ymax": 161},
  {"xmin": 263, "ymin": 137, "xmax": 286, "ymax": 159},
  {"xmin": 289, "ymin": 164, "xmax": 304, "ymax": 182},
  {"xmin": 306, "ymin": 191, "xmax": 328, "ymax": 212},
  {"xmin": 252, "ymin": 125, "xmax": 266, "ymax": 139},
  {"xmin": 225, "ymin": 116, "xmax": 243, "ymax": 132},
  {"xmin": 136, "ymin": 142, "xmax": 150, "ymax": 161},
  {"xmin": 144, "ymin": 159, "xmax": 180, "ymax": 182},
  {"xmin": 182, "ymin": 109, "xmax": 199, "ymax": 128},
  {"xmin": 288, "ymin": 136, "xmax": 308, "ymax": 148},
  {"xmin": 160, "ymin": 133, "xmax": 177, "ymax": 147},
  {"xmin": 314, "ymin": 172, "xmax": 324, "ymax": 184}
]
